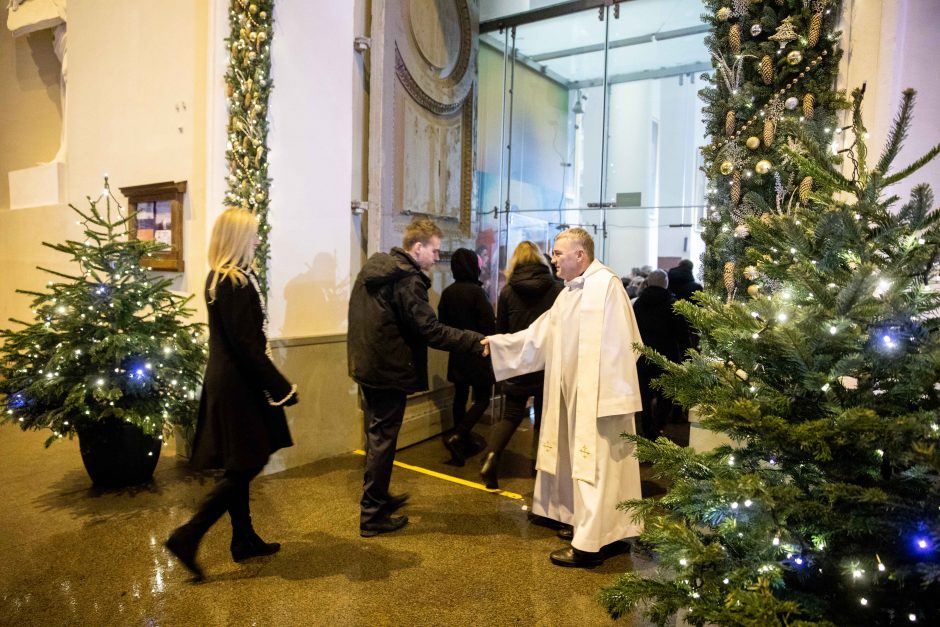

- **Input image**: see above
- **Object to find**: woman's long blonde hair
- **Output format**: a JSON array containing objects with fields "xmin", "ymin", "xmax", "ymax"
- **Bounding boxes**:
[
  {"xmin": 505, "ymin": 240, "xmax": 548, "ymax": 280},
  {"xmin": 207, "ymin": 208, "xmax": 259, "ymax": 302}
]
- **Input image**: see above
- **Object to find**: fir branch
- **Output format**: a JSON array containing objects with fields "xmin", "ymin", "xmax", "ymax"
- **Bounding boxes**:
[{"xmin": 875, "ymin": 88, "xmax": 915, "ymax": 176}]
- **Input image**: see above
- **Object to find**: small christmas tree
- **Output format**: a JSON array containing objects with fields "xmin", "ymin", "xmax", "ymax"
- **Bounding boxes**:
[
  {"xmin": 600, "ymin": 89, "xmax": 940, "ymax": 625},
  {"xmin": 0, "ymin": 180, "xmax": 206, "ymax": 447}
]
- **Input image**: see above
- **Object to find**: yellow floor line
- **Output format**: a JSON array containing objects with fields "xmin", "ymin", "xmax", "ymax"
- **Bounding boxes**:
[{"xmin": 352, "ymin": 449, "xmax": 524, "ymax": 500}]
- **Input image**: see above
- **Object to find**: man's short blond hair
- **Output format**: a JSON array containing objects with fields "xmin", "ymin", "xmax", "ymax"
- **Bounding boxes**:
[
  {"xmin": 556, "ymin": 227, "xmax": 595, "ymax": 261},
  {"xmin": 403, "ymin": 218, "xmax": 443, "ymax": 250}
]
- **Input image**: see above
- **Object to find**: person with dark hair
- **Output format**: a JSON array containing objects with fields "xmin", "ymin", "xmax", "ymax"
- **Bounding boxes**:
[
  {"xmin": 631, "ymin": 269, "xmax": 690, "ymax": 440},
  {"xmin": 667, "ymin": 259, "xmax": 703, "ymax": 302},
  {"xmin": 348, "ymin": 219, "xmax": 484, "ymax": 537},
  {"xmin": 439, "ymin": 248, "xmax": 496, "ymax": 466},
  {"xmin": 165, "ymin": 208, "xmax": 298, "ymax": 581},
  {"xmin": 479, "ymin": 241, "xmax": 562, "ymax": 489}
]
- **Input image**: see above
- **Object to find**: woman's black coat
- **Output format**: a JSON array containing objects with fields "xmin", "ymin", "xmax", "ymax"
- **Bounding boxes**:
[
  {"xmin": 631, "ymin": 285, "xmax": 691, "ymax": 378},
  {"xmin": 438, "ymin": 249, "xmax": 495, "ymax": 386},
  {"xmin": 496, "ymin": 262, "xmax": 562, "ymax": 396},
  {"xmin": 190, "ymin": 273, "xmax": 294, "ymax": 471}
]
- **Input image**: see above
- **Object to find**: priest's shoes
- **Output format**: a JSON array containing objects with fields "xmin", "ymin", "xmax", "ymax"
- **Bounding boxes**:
[
  {"xmin": 549, "ymin": 546, "xmax": 605, "ymax": 568},
  {"xmin": 360, "ymin": 515, "xmax": 409, "ymax": 537},
  {"xmin": 556, "ymin": 524, "xmax": 574, "ymax": 540}
]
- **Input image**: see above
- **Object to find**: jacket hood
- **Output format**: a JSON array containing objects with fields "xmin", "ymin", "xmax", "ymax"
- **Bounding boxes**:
[
  {"xmin": 450, "ymin": 247, "xmax": 481, "ymax": 283},
  {"xmin": 360, "ymin": 248, "xmax": 426, "ymax": 288},
  {"xmin": 635, "ymin": 285, "xmax": 674, "ymax": 306},
  {"xmin": 508, "ymin": 262, "xmax": 556, "ymax": 297},
  {"xmin": 668, "ymin": 265, "xmax": 695, "ymax": 287}
]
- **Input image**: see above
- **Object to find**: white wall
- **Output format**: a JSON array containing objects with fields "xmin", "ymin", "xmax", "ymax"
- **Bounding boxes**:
[
  {"xmin": 840, "ymin": 0, "xmax": 940, "ymax": 201},
  {"xmin": 0, "ymin": 0, "xmax": 209, "ymax": 326},
  {"xmin": 266, "ymin": 0, "xmax": 354, "ymax": 338}
]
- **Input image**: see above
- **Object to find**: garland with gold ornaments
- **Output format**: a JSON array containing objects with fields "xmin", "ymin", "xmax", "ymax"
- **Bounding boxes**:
[
  {"xmin": 224, "ymin": 0, "xmax": 274, "ymax": 296},
  {"xmin": 698, "ymin": 0, "xmax": 846, "ymax": 297}
]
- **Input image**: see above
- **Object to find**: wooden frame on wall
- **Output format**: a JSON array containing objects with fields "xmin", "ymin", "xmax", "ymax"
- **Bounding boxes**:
[{"xmin": 120, "ymin": 181, "xmax": 187, "ymax": 271}]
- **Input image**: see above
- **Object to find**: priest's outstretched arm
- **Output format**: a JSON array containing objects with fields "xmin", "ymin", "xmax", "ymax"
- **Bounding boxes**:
[{"xmin": 483, "ymin": 308, "xmax": 553, "ymax": 382}]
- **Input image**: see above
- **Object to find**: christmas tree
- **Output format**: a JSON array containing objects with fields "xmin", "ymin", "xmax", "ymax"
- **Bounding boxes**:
[
  {"xmin": 0, "ymin": 180, "xmax": 206, "ymax": 447},
  {"xmin": 600, "ymin": 88, "xmax": 940, "ymax": 625}
]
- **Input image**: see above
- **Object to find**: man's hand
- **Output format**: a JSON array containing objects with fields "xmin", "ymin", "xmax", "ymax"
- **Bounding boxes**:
[{"xmin": 481, "ymin": 337, "xmax": 490, "ymax": 357}]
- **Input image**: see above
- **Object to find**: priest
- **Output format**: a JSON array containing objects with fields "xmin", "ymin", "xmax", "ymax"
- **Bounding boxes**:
[{"xmin": 481, "ymin": 228, "xmax": 644, "ymax": 567}]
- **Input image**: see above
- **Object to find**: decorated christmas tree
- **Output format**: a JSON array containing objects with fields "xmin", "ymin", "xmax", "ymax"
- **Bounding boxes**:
[
  {"xmin": 599, "ymin": 85, "xmax": 940, "ymax": 627},
  {"xmin": 0, "ymin": 180, "xmax": 206, "ymax": 447}
]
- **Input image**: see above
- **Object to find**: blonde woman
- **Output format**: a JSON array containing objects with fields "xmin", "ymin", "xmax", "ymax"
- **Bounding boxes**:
[
  {"xmin": 480, "ymin": 241, "xmax": 561, "ymax": 489},
  {"xmin": 166, "ymin": 208, "xmax": 297, "ymax": 581}
]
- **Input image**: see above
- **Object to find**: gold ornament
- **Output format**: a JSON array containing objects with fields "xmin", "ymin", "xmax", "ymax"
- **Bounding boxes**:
[
  {"xmin": 720, "ymin": 161, "xmax": 735, "ymax": 175},
  {"xmin": 249, "ymin": 3, "xmax": 258, "ymax": 13},
  {"xmin": 755, "ymin": 159, "xmax": 772, "ymax": 174},
  {"xmin": 787, "ymin": 50, "xmax": 803, "ymax": 66},
  {"xmin": 731, "ymin": 171, "xmax": 742, "ymax": 205},
  {"xmin": 717, "ymin": 7, "xmax": 732, "ymax": 21},
  {"xmin": 729, "ymin": 24, "xmax": 741, "ymax": 56},
  {"xmin": 763, "ymin": 119, "xmax": 776, "ymax": 147},
  {"xmin": 808, "ymin": 11, "xmax": 823, "ymax": 47},
  {"xmin": 803, "ymin": 93, "xmax": 815, "ymax": 119},
  {"xmin": 255, "ymin": 190, "xmax": 266, "ymax": 202},
  {"xmin": 725, "ymin": 111, "xmax": 736, "ymax": 137},
  {"xmin": 760, "ymin": 55, "xmax": 774, "ymax": 84},
  {"xmin": 747, "ymin": 284, "xmax": 760, "ymax": 297},
  {"xmin": 744, "ymin": 265, "xmax": 759, "ymax": 280},
  {"xmin": 760, "ymin": 212, "xmax": 771, "ymax": 225},
  {"xmin": 746, "ymin": 136, "xmax": 761, "ymax": 150},
  {"xmin": 799, "ymin": 176, "xmax": 814, "ymax": 202},
  {"xmin": 723, "ymin": 261, "xmax": 736, "ymax": 298},
  {"xmin": 257, "ymin": 31, "xmax": 267, "ymax": 42},
  {"xmin": 734, "ymin": 224, "xmax": 750, "ymax": 238}
]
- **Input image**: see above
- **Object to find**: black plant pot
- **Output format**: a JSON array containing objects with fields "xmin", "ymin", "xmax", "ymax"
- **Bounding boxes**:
[{"xmin": 77, "ymin": 419, "xmax": 162, "ymax": 488}]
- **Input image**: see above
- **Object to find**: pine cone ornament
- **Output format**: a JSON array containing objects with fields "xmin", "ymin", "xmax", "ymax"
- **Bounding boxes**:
[
  {"xmin": 729, "ymin": 24, "xmax": 741, "ymax": 56},
  {"xmin": 724, "ymin": 261, "xmax": 736, "ymax": 298},
  {"xmin": 763, "ymin": 119, "xmax": 776, "ymax": 147},
  {"xmin": 760, "ymin": 55, "xmax": 774, "ymax": 85},
  {"xmin": 803, "ymin": 93, "xmax": 815, "ymax": 119},
  {"xmin": 808, "ymin": 11, "xmax": 823, "ymax": 47},
  {"xmin": 725, "ymin": 111, "xmax": 736, "ymax": 137},
  {"xmin": 731, "ymin": 171, "xmax": 742, "ymax": 205},
  {"xmin": 799, "ymin": 176, "xmax": 813, "ymax": 202}
]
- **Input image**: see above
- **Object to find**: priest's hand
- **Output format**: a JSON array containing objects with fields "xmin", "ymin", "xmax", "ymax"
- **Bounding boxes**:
[{"xmin": 481, "ymin": 337, "xmax": 490, "ymax": 357}]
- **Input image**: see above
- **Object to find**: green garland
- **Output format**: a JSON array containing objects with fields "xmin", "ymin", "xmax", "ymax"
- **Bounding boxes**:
[
  {"xmin": 698, "ymin": 0, "xmax": 845, "ymax": 295},
  {"xmin": 224, "ymin": 0, "xmax": 274, "ymax": 295}
]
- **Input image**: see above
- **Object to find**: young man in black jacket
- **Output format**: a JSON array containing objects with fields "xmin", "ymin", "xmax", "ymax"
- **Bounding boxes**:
[{"xmin": 347, "ymin": 219, "xmax": 485, "ymax": 537}]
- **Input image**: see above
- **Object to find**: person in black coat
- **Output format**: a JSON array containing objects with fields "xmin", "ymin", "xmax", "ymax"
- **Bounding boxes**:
[
  {"xmin": 479, "ymin": 241, "xmax": 562, "ymax": 490},
  {"xmin": 438, "ymin": 248, "xmax": 496, "ymax": 466},
  {"xmin": 631, "ymin": 269, "xmax": 690, "ymax": 440},
  {"xmin": 668, "ymin": 258, "xmax": 703, "ymax": 350},
  {"xmin": 348, "ymin": 219, "xmax": 484, "ymax": 537},
  {"xmin": 166, "ymin": 208, "xmax": 298, "ymax": 581}
]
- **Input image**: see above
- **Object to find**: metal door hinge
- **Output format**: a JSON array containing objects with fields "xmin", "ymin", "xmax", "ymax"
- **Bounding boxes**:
[{"xmin": 351, "ymin": 200, "xmax": 369, "ymax": 214}]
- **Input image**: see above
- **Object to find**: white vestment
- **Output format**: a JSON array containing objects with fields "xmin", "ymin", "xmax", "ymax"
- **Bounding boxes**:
[{"xmin": 488, "ymin": 260, "xmax": 644, "ymax": 552}]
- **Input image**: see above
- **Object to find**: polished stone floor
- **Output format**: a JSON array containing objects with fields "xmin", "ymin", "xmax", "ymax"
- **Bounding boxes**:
[{"xmin": 0, "ymin": 414, "xmax": 685, "ymax": 626}]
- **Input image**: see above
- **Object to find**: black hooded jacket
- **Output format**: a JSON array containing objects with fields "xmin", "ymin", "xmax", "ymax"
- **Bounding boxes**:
[
  {"xmin": 347, "ymin": 247, "xmax": 483, "ymax": 393},
  {"xmin": 667, "ymin": 265, "xmax": 703, "ymax": 302},
  {"xmin": 438, "ymin": 248, "xmax": 495, "ymax": 385},
  {"xmin": 631, "ymin": 285, "xmax": 691, "ymax": 378},
  {"xmin": 496, "ymin": 262, "xmax": 563, "ymax": 396}
]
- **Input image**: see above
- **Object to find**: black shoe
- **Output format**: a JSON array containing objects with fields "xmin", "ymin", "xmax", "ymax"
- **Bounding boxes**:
[
  {"xmin": 231, "ymin": 533, "xmax": 281, "ymax": 562},
  {"xmin": 165, "ymin": 526, "xmax": 205, "ymax": 581},
  {"xmin": 360, "ymin": 515, "xmax": 409, "ymax": 538},
  {"xmin": 479, "ymin": 452, "xmax": 499, "ymax": 490},
  {"xmin": 381, "ymin": 493, "xmax": 409, "ymax": 515},
  {"xmin": 549, "ymin": 546, "xmax": 605, "ymax": 568},
  {"xmin": 444, "ymin": 433, "xmax": 466, "ymax": 466},
  {"xmin": 556, "ymin": 524, "xmax": 574, "ymax": 541}
]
